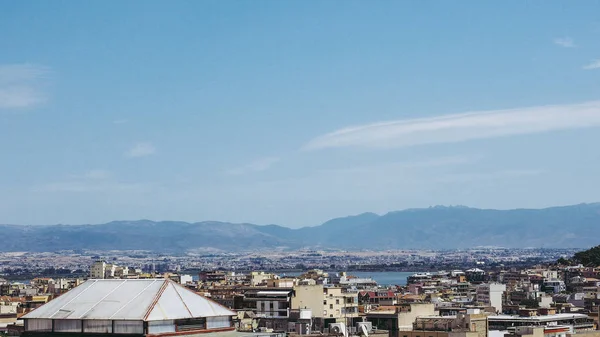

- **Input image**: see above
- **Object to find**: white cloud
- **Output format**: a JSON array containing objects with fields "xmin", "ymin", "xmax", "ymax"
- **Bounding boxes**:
[
  {"xmin": 303, "ymin": 100, "xmax": 600, "ymax": 150},
  {"xmin": 553, "ymin": 37, "xmax": 576, "ymax": 48},
  {"xmin": 126, "ymin": 142, "xmax": 156, "ymax": 157},
  {"xmin": 226, "ymin": 157, "xmax": 280, "ymax": 175},
  {"xmin": 0, "ymin": 64, "xmax": 50, "ymax": 109},
  {"xmin": 583, "ymin": 59, "xmax": 600, "ymax": 70}
]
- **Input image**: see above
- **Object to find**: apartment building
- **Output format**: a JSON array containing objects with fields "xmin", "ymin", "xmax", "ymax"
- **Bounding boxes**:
[
  {"xmin": 412, "ymin": 310, "xmax": 489, "ymax": 337},
  {"xmin": 323, "ymin": 287, "xmax": 359, "ymax": 321},
  {"xmin": 366, "ymin": 303, "xmax": 437, "ymax": 332},
  {"xmin": 243, "ymin": 289, "xmax": 293, "ymax": 318},
  {"xmin": 476, "ymin": 283, "xmax": 506, "ymax": 313}
]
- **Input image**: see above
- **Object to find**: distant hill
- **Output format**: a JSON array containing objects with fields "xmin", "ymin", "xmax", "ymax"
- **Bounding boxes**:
[
  {"xmin": 573, "ymin": 245, "xmax": 600, "ymax": 266},
  {"xmin": 1, "ymin": 203, "xmax": 599, "ymax": 252}
]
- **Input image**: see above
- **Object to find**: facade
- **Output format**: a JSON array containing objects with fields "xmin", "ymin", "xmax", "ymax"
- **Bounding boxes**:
[
  {"xmin": 22, "ymin": 279, "xmax": 236, "ymax": 336},
  {"xmin": 243, "ymin": 289, "xmax": 293, "ymax": 318},
  {"xmin": 323, "ymin": 287, "xmax": 359, "ymax": 321},
  {"xmin": 505, "ymin": 326, "xmax": 571, "ymax": 337},
  {"xmin": 476, "ymin": 283, "xmax": 506, "ymax": 313},
  {"xmin": 366, "ymin": 303, "xmax": 437, "ymax": 332},
  {"xmin": 543, "ymin": 280, "xmax": 566, "ymax": 294},
  {"xmin": 292, "ymin": 284, "xmax": 326, "ymax": 319},
  {"xmin": 413, "ymin": 311, "xmax": 489, "ymax": 337},
  {"xmin": 90, "ymin": 261, "xmax": 106, "ymax": 279},
  {"xmin": 488, "ymin": 313, "xmax": 595, "ymax": 332}
]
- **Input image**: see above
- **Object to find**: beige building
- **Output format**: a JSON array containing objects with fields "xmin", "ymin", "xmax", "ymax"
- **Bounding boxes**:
[
  {"xmin": 291, "ymin": 285, "xmax": 359, "ymax": 323},
  {"xmin": 266, "ymin": 279, "xmax": 295, "ymax": 288},
  {"xmin": 366, "ymin": 303, "xmax": 437, "ymax": 331},
  {"xmin": 323, "ymin": 287, "xmax": 359, "ymax": 321},
  {"xmin": 90, "ymin": 260, "xmax": 106, "ymax": 279},
  {"xmin": 292, "ymin": 284, "xmax": 325, "ymax": 318},
  {"xmin": 250, "ymin": 271, "xmax": 277, "ymax": 286},
  {"xmin": 413, "ymin": 311, "xmax": 489, "ymax": 337}
]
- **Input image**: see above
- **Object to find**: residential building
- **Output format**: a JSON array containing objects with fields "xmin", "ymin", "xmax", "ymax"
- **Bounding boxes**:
[
  {"xmin": 323, "ymin": 287, "xmax": 359, "ymax": 321},
  {"xmin": 476, "ymin": 283, "xmax": 506, "ymax": 313},
  {"xmin": 504, "ymin": 326, "xmax": 571, "ymax": 337},
  {"xmin": 366, "ymin": 303, "xmax": 437, "ymax": 332},
  {"xmin": 488, "ymin": 313, "xmax": 595, "ymax": 332},
  {"xmin": 292, "ymin": 284, "xmax": 325, "ymax": 319},
  {"xmin": 243, "ymin": 289, "xmax": 293, "ymax": 318},
  {"xmin": 89, "ymin": 260, "xmax": 106, "ymax": 279}
]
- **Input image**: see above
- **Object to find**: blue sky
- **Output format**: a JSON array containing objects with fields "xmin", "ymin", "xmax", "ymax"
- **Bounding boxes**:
[{"xmin": 1, "ymin": 1, "xmax": 600, "ymax": 227}]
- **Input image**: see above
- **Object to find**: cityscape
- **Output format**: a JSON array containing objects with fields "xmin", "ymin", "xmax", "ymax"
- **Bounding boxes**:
[
  {"xmin": 3, "ymin": 1, "xmax": 600, "ymax": 337},
  {"xmin": 1, "ymin": 246, "xmax": 600, "ymax": 337}
]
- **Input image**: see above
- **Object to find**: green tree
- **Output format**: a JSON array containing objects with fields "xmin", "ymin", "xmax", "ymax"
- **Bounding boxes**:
[{"xmin": 573, "ymin": 245, "xmax": 600, "ymax": 266}]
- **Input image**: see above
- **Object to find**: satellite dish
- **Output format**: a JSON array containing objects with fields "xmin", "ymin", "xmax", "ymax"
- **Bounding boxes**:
[{"xmin": 360, "ymin": 324, "xmax": 369, "ymax": 337}]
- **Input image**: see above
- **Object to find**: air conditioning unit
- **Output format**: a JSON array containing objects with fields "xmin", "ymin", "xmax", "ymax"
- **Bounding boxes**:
[
  {"xmin": 295, "ymin": 323, "xmax": 311, "ymax": 335},
  {"xmin": 329, "ymin": 323, "xmax": 347, "ymax": 337},
  {"xmin": 356, "ymin": 322, "xmax": 373, "ymax": 332}
]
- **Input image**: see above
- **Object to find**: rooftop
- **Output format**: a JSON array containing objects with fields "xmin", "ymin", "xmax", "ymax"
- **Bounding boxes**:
[{"xmin": 23, "ymin": 279, "xmax": 235, "ymax": 321}]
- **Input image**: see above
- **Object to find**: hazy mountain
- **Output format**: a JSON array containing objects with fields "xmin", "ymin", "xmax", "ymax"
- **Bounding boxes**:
[{"xmin": 1, "ymin": 203, "xmax": 599, "ymax": 252}]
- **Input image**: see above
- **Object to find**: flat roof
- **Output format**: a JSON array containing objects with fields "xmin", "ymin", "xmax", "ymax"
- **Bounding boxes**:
[{"xmin": 489, "ymin": 313, "xmax": 590, "ymax": 322}]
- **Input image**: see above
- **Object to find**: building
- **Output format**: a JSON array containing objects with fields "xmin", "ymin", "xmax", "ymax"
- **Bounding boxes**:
[
  {"xmin": 323, "ymin": 287, "xmax": 359, "ymax": 322},
  {"xmin": 412, "ymin": 310, "xmax": 489, "ymax": 337},
  {"xmin": 90, "ymin": 261, "xmax": 106, "ymax": 279},
  {"xmin": 488, "ymin": 313, "xmax": 595, "ymax": 332},
  {"xmin": 476, "ymin": 283, "xmax": 506, "ymax": 313},
  {"xmin": 543, "ymin": 279, "xmax": 566, "ymax": 294},
  {"xmin": 291, "ymin": 284, "xmax": 325, "ymax": 319},
  {"xmin": 243, "ymin": 289, "xmax": 293, "ymax": 318},
  {"xmin": 504, "ymin": 326, "xmax": 571, "ymax": 337},
  {"xmin": 22, "ymin": 279, "xmax": 236, "ymax": 336},
  {"xmin": 366, "ymin": 303, "xmax": 437, "ymax": 332}
]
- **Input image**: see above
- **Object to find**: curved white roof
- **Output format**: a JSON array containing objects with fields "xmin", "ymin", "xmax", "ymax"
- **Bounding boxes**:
[{"xmin": 23, "ymin": 279, "xmax": 235, "ymax": 321}]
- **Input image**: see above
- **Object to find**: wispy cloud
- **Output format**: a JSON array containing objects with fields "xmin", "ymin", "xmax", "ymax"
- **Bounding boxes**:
[
  {"xmin": 113, "ymin": 119, "xmax": 128, "ymax": 125},
  {"xmin": 303, "ymin": 101, "xmax": 600, "ymax": 150},
  {"xmin": 553, "ymin": 37, "xmax": 576, "ymax": 48},
  {"xmin": 435, "ymin": 169, "xmax": 543, "ymax": 184},
  {"xmin": 126, "ymin": 142, "xmax": 156, "ymax": 157},
  {"xmin": 226, "ymin": 157, "xmax": 280, "ymax": 175},
  {"xmin": 37, "ymin": 169, "xmax": 149, "ymax": 193},
  {"xmin": 0, "ymin": 64, "xmax": 50, "ymax": 109},
  {"xmin": 318, "ymin": 156, "xmax": 474, "ymax": 175},
  {"xmin": 583, "ymin": 59, "xmax": 600, "ymax": 70}
]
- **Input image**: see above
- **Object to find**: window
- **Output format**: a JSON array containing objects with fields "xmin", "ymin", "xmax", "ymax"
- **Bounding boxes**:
[
  {"xmin": 330, "ymin": 304, "xmax": 333, "ymax": 309},
  {"xmin": 336, "ymin": 299, "xmax": 339, "ymax": 304},
  {"xmin": 324, "ymin": 300, "xmax": 327, "ymax": 305}
]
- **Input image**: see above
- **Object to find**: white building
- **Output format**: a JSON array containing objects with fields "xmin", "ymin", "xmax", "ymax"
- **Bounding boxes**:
[
  {"xmin": 543, "ymin": 279, "xmax": 566, "ymax": 294},
  {"xmin": 22, "ymin": 279, "xmax": 236, "ymax": 336},
  {"xmin": 476, "ymin": 283, "xmax": 506, "ymax": 313}
]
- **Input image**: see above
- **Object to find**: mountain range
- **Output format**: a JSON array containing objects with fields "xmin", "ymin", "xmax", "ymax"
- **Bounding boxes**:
[{"xmin": 2, "ymin": 203, "xmax": 599, "ymax": 252}]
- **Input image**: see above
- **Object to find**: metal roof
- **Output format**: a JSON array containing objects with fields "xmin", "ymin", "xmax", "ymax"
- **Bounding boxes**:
[{"xmin": 23, "ymin": 279, "xmax": 235, "ymax": 321}]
